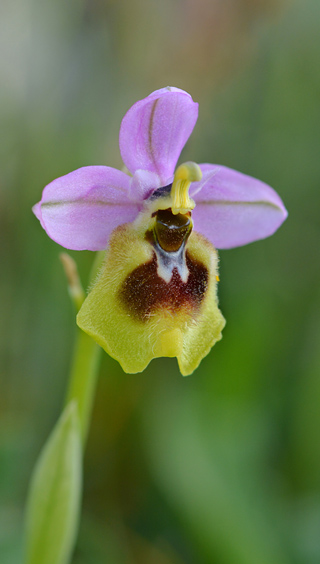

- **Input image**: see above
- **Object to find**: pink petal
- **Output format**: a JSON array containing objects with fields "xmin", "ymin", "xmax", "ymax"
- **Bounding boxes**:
[
  {"xmin": 119, "ymin": 87, "xmax": 198, "ymax": 183},
  {"xmin": 129, "ymin": 169, "xmax": 163, "ymax": 202},
  {"xmin": 33, "ymin": 166, "xmax": 139, "ymax": 251},
  {"xmin": 190, "ymin": 164, "xmax": 288, "ymax": 249}
]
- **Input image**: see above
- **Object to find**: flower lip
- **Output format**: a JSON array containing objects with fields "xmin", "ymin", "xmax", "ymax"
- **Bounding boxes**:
[{"xmin": 76, "ymin": 219, "xmax": 225, "ymax": 376}]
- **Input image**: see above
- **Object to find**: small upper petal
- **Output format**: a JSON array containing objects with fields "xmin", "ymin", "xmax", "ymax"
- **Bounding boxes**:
[
  {"xmin": 33, "ymin": 166, "xmax": 139, "ymax": 251},
  {"xmin": 119, "ymin": 87, "xmax": 198, "ymax": 183},
  {"xmin": 190, "ymin": 164, "xmax": 288, "ymax": 249},
  {"xmin": 129, "ymin": 169, "xmax": 163, "ymax": 202}
]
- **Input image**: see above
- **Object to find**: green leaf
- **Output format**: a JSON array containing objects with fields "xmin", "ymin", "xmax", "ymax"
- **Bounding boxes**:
[{"xmin": 24, "ymin": 401, "xmax": 82, "ymax": 564}]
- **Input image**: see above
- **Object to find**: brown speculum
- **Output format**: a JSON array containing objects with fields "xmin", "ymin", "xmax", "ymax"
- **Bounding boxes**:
[
  {"xmin": 119, "ymin": 252, "xmax": 208, "ymax": 322},
  {"xmin": 154, "ymin": 208, "xmax": 192, "ymax": 252},
  {"xmin": 118, "ymin": 207, "xmax": 209, "ymax": 322}
]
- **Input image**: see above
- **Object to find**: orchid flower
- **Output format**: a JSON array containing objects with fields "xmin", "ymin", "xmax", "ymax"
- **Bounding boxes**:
[{"xmin": 33, "ymin": 87, "xmax": 287, "ymax": 375}]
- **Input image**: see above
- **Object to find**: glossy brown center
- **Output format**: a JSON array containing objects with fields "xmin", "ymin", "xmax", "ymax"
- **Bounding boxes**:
[
  {"xmin": 154, "ymin": 209, "xmax": 191, "ymax": 252},
  {"xmin": 119, "ymin": 251, "xmax": 208, "ymax": 322}
]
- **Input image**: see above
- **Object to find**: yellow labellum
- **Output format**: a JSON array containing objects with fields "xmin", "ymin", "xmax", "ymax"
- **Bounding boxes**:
[{"xmin": 77, "ymin": 221, "xmax": 225, "ymax": 376}]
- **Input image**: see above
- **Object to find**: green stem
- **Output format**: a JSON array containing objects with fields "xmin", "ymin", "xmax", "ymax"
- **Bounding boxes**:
[
  {"xmin": 64, "ymin": 251, "xmax": 105, "ymax": 446},
  {"xmin": 65, "ymin": 330, "xmax": 101, "ymax": 445}
]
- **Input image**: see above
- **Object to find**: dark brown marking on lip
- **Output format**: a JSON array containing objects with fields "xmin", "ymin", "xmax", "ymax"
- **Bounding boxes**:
[{"xmin": 118, "ymin": 251, "xmax": 208, "ymax": 322}]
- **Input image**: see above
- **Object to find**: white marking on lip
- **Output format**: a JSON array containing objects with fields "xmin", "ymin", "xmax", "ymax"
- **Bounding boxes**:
[{"xmin": 154, "ymin": 242, "xmax": 189, "ymax": 284}]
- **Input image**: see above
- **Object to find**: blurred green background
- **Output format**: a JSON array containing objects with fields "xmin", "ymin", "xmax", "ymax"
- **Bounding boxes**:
[{"xmin": 1, "ymin": 0, "xmax": 320, "ymax": 562}]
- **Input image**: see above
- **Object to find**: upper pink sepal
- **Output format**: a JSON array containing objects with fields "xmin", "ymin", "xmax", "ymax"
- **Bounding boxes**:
[
  {"xmin": 191, "ymin": 164, "xmax": 288, "ymax": 249},
  {"xmin": 119, "ymin": 87, "xmax": 198, "ymax": 184},
  {"xmin": 33, "ymin": 166, "xmax": 139, "ymax": 251}
]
